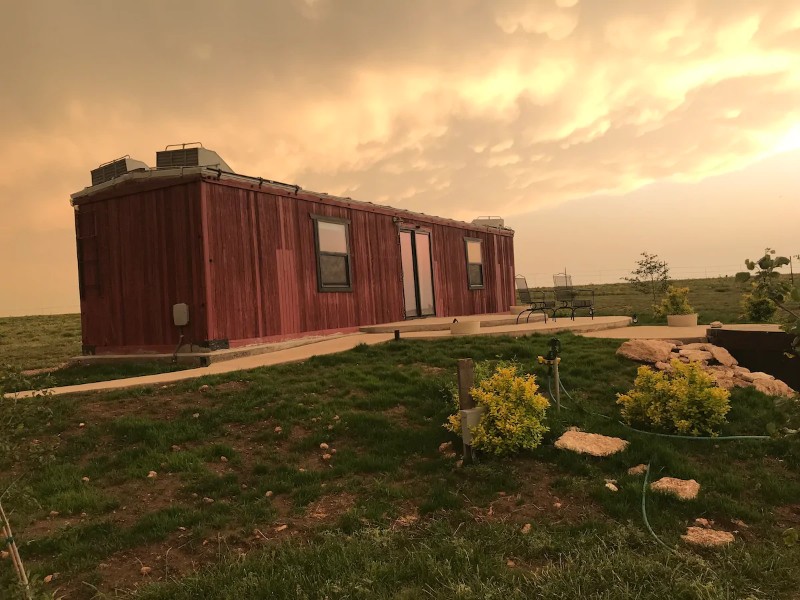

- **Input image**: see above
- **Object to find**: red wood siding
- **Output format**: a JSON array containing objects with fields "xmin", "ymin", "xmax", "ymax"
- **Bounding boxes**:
[
  {"xmin": 201, "ymin": 179, "xmax": 515, "ymax": 343},
  {"xmin": 76, "ymin": 181, "xmax": 207, "ymax": 352}
]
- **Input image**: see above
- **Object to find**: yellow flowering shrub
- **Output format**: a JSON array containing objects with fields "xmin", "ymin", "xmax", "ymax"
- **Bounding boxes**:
[
  {"xmin": 445, "ymin": 362, "xmax": 550, "ymax": 456},
  {"xmin": 616, "ymin": 359, "xmax": 731, "ymax": 436}
]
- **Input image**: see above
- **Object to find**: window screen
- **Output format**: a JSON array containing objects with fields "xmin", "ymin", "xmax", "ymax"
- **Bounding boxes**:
[
  {"xmin": 465, "ymin": 238, "xmax": 484, "ymax": 289},
  {"xmin": 314, "ymin": 218, "xmax": 352, "ymax": 291}
]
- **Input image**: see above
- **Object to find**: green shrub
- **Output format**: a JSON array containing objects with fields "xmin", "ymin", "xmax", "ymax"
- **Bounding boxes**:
[
  {"xmin": 741, "ymin": 293, "xmax": 776, "ymax": 322},
  {"xmin": 654, "ymin": 285, "xmax": 694, "ymax": 317},
  {"xmin": 616, "ymin": 360, "xmax": 731, "ymax": 436},
  {"xmin": 445, "ymin": 362, "xmax": 550, "ymax": 456}
]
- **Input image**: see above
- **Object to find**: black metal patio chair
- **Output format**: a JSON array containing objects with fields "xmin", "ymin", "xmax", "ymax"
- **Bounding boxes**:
[
  {"xmin": 515, "ymin": 275, "xmax": 555, "ymax": 324},
  {"xmin": 552, "ymin": 272, "xmax": 594, "ymax": 320}
]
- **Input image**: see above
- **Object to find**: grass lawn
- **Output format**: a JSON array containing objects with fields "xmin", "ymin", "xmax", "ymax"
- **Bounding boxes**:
[{"xmin": 2, "ymin": 334, "xmax": 799, "ymax": 599}]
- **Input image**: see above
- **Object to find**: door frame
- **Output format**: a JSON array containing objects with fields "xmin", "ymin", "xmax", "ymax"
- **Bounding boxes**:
[{"xmin": 399, "ymin": 227, "xmax": 437, "ymax": 319}]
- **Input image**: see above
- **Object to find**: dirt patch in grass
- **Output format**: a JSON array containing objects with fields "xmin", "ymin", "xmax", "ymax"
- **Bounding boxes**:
[
  {"xmin": 774, "ymin": 503, "xmax": 800, "ymax": 526},
  {"xmin": 305, "ymin": 492, "xmax": 357, "ymax": 521},
  {"xmin": 76, "ymin": 392, "xmax": 213, "ymax": 423}
]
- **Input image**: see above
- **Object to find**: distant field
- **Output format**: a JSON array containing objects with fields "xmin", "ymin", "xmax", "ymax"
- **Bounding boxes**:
[{"xmin": 0, "ymin": 313, "xmax": 82, "ymax": 370}]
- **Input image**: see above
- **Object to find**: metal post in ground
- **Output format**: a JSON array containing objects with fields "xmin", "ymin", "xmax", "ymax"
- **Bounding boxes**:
[{"xmin": 457, "ymin": 358, "xmax": 476, "ymax": 464}]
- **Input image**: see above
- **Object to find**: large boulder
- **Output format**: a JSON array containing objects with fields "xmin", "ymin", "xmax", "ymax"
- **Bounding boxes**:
[
  {"xmin": 616, "ymin": 339, "xmax": 675, "ymax": 364},
  {"xmin": 707, "ymin": 345, "xmax": 737, "ymax": 367},
  {"xmin": 753, "ymin": 378, "xmax": 796, "ymax": 398}
]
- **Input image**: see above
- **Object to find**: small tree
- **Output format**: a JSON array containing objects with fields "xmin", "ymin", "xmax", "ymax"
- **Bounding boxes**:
[
  {"xmin": 623, "ymin": 252, "xmax": 670, "ymax": 305},
  {"xmin": 738, "ymin": 248, "xmax": 800, "ymax": 355}
]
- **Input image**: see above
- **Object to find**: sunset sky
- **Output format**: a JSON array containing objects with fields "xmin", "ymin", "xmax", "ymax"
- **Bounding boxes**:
[{"xmin": 1, "ymin": 0, "xmax": 798, "ymax": 316}]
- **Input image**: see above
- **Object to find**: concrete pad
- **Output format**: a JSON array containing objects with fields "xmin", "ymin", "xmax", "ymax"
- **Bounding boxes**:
[
  {"xmin": 359, "ymin": 312, "xmax": 544, "ymax": 333},
  {"xmin": 581, "ymin": 325, "xmax": 708, "ymax": 342}
]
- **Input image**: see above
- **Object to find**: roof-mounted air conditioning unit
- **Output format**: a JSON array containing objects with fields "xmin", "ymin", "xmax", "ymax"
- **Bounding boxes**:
[
  {"xmin": 90, "ymin": 156, "xmax": 149, "ymax": 186},
  {"xmin": 471, "ymin": 216, "xmax": 505, "ymax": 228},
  {"xmin": 156, "ymin": 142, "xmax": 232, "ymax": 172}
]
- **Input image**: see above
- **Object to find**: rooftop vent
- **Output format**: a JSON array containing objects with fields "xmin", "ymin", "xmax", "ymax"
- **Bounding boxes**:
[
  {"xmin": 90, "ymin": 156, "xmax": 149, "ymax": 186},
  {"xmin": 471, "ymin": 216, "xmax": 505, "ymax": 228},
  {"xmin": 156, "ymin": 142, "xmax": 232, "ymax": 172}
]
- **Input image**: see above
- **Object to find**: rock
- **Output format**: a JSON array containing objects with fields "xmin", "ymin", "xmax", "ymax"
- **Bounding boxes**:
[
  {"xmin": 202, "ymin": 497, "xmax": 214, "ymax": 504},
  {"xmin": 521, "ymin": 523, "xmax": 532, "ymax": 534},
  {"xmin": 554, "ymin": 430, "xmax": 629, "ymax": 457},
  {"xmin": 220, "ymin": 456, "xmax": 228, "ymax": 463},
  {"xmin": 320, "ymin": 443, "xmax": 329, "ymax": 450},
  {"xmin": 81, "ymin": 476, "xmax": 90, "ymax": 483},
  {"xmin": 44, "ymin": 574, "xmax": 57, "ymax": 583},
  {"xmin": 275, "ymin": 524, "xmax": 288, "ymax": 532},
  {"xmin": 605, "ymin": 482, "xmax": 619, "ymax": 492},
  {"xmin": 438, "ymin": 441, "xmax": 456, "ymax": 457},
  {"xmin": 707, "ymin": 346, "xmax": 737, "ymax": 367},
  {"xmin": 654, "ymin": 361, "xmax": 672, "ymax": 371},
  {"xmin": 694, "ymin": 517, "xmax": 712, "ymax": 528},
  {"xmin": 749, "ymin": 371, "xmax": 775, "ymax": 381},
  {"xmin": 628, "ymin": 464, "xmax": 647, "ymax": 476},
  {"xmin": 731, "ymin": 518, "xmax": 749, "ymax": 529},
  {"xmin": 553, "ymin": 502, "xmax": 562, "ymax": 509},
  {"xmin": 616, "ymin": 339, "xmax": 676, "ymax": 364},
  {"xmin": 704, "ymin": 366, "xmax": 736, "ymax": 390},
  {"xmin": 199, "ymin": 385, "xmax": 210, "ymax": 393},
  {"xmin": 678, "ymin": 349, "xmax": 713, "ymax": 363},
  {"xmin": 147, "ymin": 471, "xmax": 158, "ymax": 478},
  {"xmin": 753, "ymin": 378, "xmax": 796, "ymax": 398},
  {"xmin": 49, "ymin": 510, "xmax": 60, "ymax": 517},
  {"xmin": 321, "ymin": 453, "xmax": 332, "ymax": 460},
  {"xmin": 79, "ymin": 422, "xmax": 85, "ymax": 428},
  {"xmin": 681, "ymin": 343, "xmax": 710, "ymax": 351},
  {"xmin": 650, "ymin": 477, "xmax": 700, "ymax": 500},
  {"xmin": 140, "ymin": 566, "xmax": 152, "ymax": 576},
  {"xmin": 710, "ymin": 321, "xmax": 723, "ymax": 328},
  {"xmin": 265, "ymin": 491, "xmax": 274, "ymax": 497},
  {"xmin": 681, "ymin": 526, "xmax": 734, "ymax": 547}
]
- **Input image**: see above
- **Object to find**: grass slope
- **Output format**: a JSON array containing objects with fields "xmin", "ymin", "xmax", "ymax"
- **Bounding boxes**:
[{"xmin": 1, "ymin": 334, "xmax": 799, "ymax": 599}]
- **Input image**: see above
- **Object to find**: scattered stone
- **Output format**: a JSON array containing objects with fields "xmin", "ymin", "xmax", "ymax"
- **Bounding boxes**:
[
  {"xmin": 605, "ymin": 482, "xmax": 619, "ymax": 492},
  {"xmin": 438, "ymin": 441, "xmax": 456, "ymax": 457},
  {"xmin": 199, "ymin": 385, "xmax": 210, "ymax": 393},
  {"xmin": 694, "ymin": 517, "xmax": 712, "ymax": 528},
  {"xmin": 192, "ymin": 413, "xmax": 200, "ymax": 418},
  {"xmin": 44, "ymin": 574, "xmax": 58, "ymax": 583},
  {"xmin": 554, "ymin": 430, "xmax": 629, "ymax": 457},
  {"xmin": 202, "ymin": 497, "xmax": 215, "ymax": 504},
  {"xmin": 81, "ymin": 476, "xmax": 90, "ymax": 483},
  {"xmin": 506, "ymin": 559, "xmax": 516, "ymax": 568},
  {"xmin": 275, "ymin": 524, "xmax": 288, "ymax": 532},
  {"xmin": 274, "ymin": 426, "xmax": 283, "ymax": 434},
  {"xmin": 395, "ymin": 514, "xmax": 419, "ymax": 527},
  {"xmin": 265, "ymin": 491, "xmax": 274, "ymax": 497},
  {"xmin": 1, "ymin": 551, "xmax": 9, "ymax": 560},
  {"xmin": 333, "ymin": 415, "xmax": 340, "ymax": 421},
  {"xmin": 321, "ymin": 453, "xmax": 332, "ymax": 460},
  {"xmin": 654, "ymin": 361, "xmax": 672, "ymax": 371},
  {"xmin": 79, "ymin": 422, "xmax": 85, "ymax": 428},
  {"xmin": 681, "ymin": 527, "xmax": 734, "ymax": 547},
  {"xmin": 678, "ymin": 349, "xmax": 713, "ymax": 363},
  {"xmin": 327, "ymin": 424, "xmax": 334, "ymax": 430},
  {"xmin": 707, "ymin": 345, "xmax": 737, "ymax": 367},
  {"xmin": 140, "ymin": 566, "xmax": 153, "ymax": 576},
  {"xmin": 650, "ymin": 477, "xmax": 700, "ymax": 501},
  {"xmin": 220, "ymin": 456, "xmax": 228, "ymax": 463},
  {"xmin": 147, "ymin": 471, "xmax": 158, "ymax": 479},
  {"xmin": 521, "ymin": 523, "xmax": 532, "ymax": 535},
  {"xmin": 710, "ymin": 321, "xmax": 723, "ymax": 328},
  {"xmin": 628, "ymin": 464, "xmax": 647, "ymax": 476},
  {"xmin": 49, "ymin": 510, "xmax": 60, "ymax": 518},
  {"xmin": 731, "ymin": 518, "xmax": 749, "ymax": 529},
  {"xmin": 171, "ymin": 445, "xmax": 181, "ymax": 452},
  {"xmin": 616, "ymin": 339, "xmax": 676, "ymax": 363},
  {"xmin": 330, "ymin": 448, "xmax": 337, "ymax": 454},
  {"xmin": 298, "ymin": 468, "xmax": 306, "ymax": 472},
  {"xmin": 753, "ymin": 378, "xmax": 796, "ymax": 398},
  {"xmin": 320, "ymin": 443, "xmax": 329, "ymax": 450},
  {"xmin": 553, "ymin": 502, "xmax": 562, "ymax": 509}
]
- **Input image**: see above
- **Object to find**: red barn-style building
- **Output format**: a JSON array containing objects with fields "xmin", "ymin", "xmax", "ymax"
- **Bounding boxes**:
[{"xmin": 72, "ymin": 147, "xmax": 516, "ymax": 354}]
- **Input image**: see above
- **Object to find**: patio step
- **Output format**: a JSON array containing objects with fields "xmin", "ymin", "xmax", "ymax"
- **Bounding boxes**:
[{"xmin": 359, "ymin": 313, "xmax": 546, "ymax": 334}]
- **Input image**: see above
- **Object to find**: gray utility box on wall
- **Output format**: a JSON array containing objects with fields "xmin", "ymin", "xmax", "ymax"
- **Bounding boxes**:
[{"xmin": 172, "ymin": 303, "xmax": 189, "ymax": 327}]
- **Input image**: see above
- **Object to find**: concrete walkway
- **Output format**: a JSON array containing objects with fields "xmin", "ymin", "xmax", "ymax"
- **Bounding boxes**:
[
  {"xmin": 582, "ymin": 323, "xmax": 783, "ymax": 341},
  {"xmin": 7, "ymin": 316, "xmax": 631, "ymax": 398}
]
